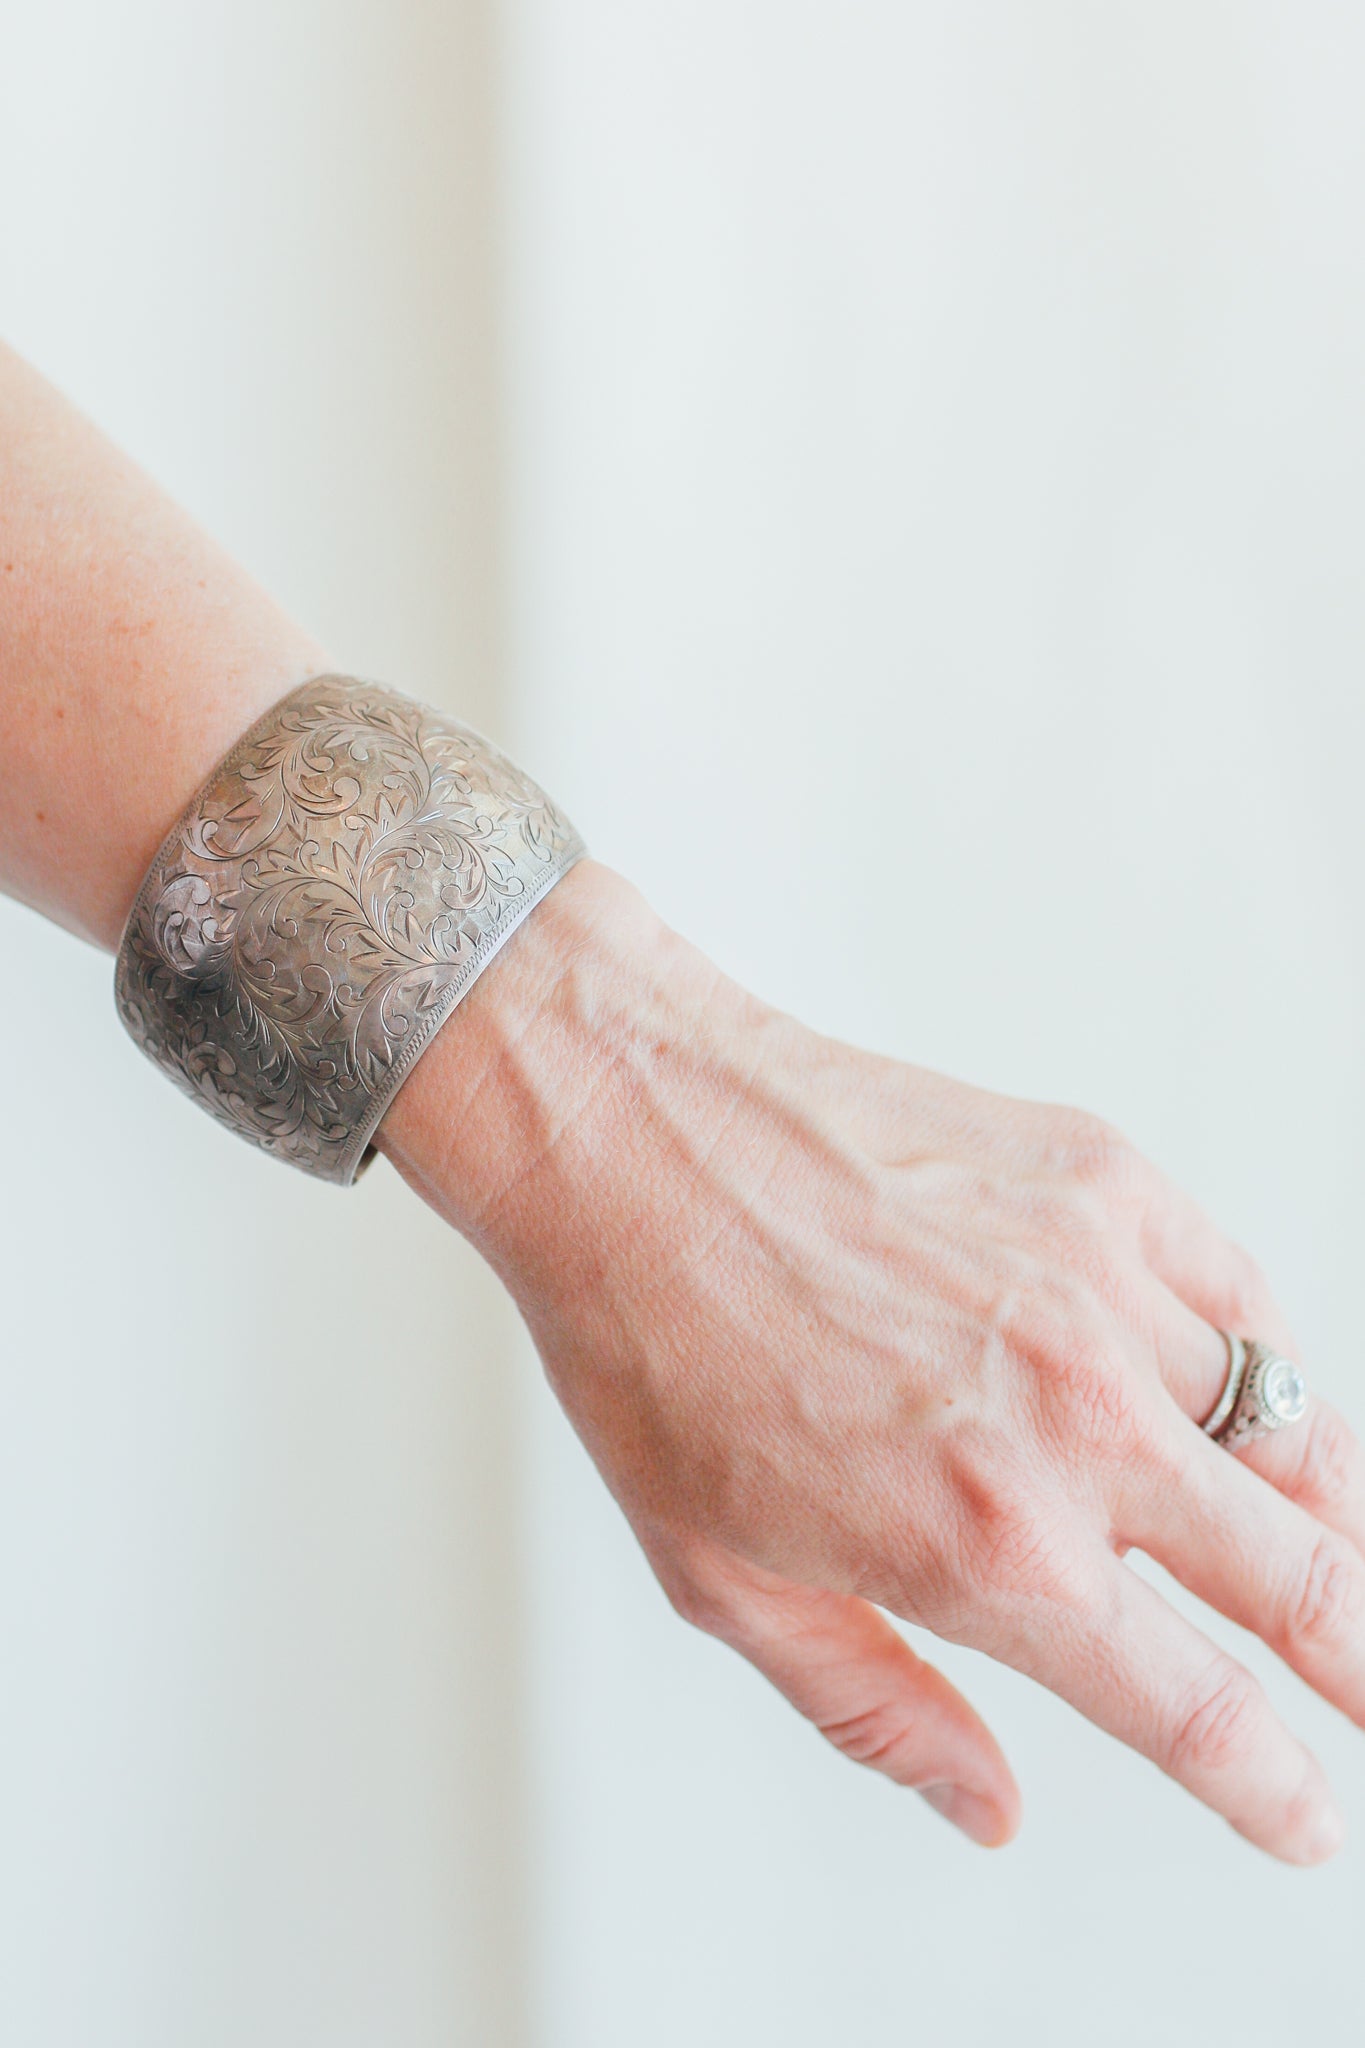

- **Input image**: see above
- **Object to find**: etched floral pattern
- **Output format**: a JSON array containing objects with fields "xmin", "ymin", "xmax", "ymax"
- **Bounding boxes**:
[{"xmin": 115, "ymin": 675, "xmax": 585, "ymax": 1184}]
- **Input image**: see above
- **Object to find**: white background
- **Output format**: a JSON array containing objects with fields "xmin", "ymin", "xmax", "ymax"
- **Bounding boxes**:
[{"xmin": 3, "ymin": 4, "xmax": 1365, "ymax": 2042}]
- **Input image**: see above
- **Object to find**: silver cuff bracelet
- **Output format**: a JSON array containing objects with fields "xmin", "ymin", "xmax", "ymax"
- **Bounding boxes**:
[{"xmin": 115, "ymin": 674, "xmax": 586, "ymax": 1185}]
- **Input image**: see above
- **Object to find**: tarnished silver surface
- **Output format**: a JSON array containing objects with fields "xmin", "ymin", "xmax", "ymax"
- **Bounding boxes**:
[
  {"xmin": 1206, "ymin": 1336, "xmax": 1308, "ymax": 1452},
  {"xmin": 115, "ymin": 674, "xmax": 586, "ymax": 1184},
  {"xmin": 1201, "ymin": 1331, "xmax": 1247, "ymax": 1439}
]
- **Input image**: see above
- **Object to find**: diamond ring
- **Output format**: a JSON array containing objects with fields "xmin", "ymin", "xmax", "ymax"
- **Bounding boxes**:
[{"xmin": 1203, "ymin": 1332, "xmax": 1308, "ymax": 1451}]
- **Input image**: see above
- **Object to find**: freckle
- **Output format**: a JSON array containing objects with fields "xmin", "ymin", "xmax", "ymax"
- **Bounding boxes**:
[
  {"xmin": 55, "ymin": 706, "xmax": 65, "ymax": 720},
  {"xmin": 35, "ymin": 810, "xmax": 45, "ymax": 823},
  {"xmin": 3, "ymin": 562, "xmax": 12, "ymax": 572}
]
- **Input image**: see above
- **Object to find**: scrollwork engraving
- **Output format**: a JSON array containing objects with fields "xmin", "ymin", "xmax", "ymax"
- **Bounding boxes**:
[{"xmin": 115, "ymin": 675, "xmax": 585, "ymax": 1184}]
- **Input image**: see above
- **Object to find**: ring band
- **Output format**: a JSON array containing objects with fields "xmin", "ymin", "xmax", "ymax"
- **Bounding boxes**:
[
  {"xmin": 1203, "ymin": 1332, "xmax": 1308, "ymax": 1450},
  {"xmin": 1200, "ymin": 1331, "xmax": 1247, "ymax": 1438}
]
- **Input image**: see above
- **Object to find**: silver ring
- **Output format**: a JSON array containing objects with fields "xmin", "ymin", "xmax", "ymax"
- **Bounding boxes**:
[
  {"xmin": 1201, "ymin": 1331, "xmax": 1247, "ymax": 1437},
  {"xmin": 1203, "ymin": 1332, "xmax": 1308, "ymax": 1450}
]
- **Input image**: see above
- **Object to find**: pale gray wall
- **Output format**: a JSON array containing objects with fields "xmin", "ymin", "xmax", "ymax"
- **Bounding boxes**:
[{"xmin": 505, "ymin": 4, "xmax": 1365, "ymax": 2043}]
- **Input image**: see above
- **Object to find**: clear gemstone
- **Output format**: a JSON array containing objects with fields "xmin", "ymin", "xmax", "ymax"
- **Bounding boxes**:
[{"xmin": 1263, "ymin": 1358, "xmax": 1307, "ymax": 1424}]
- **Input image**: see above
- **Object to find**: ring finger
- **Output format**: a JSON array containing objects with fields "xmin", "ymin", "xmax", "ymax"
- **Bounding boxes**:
[{"xmin": 1133, "ymin": 1187, "xmax": 1365, "ymax": 1554}]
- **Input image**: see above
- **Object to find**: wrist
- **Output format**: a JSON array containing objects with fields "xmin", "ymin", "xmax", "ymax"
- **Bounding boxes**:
[{"xmin": 374, "ymin": 859, "xmax": 737, "ymax": 1274}]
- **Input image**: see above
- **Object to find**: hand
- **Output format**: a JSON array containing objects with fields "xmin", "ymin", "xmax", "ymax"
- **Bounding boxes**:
[{"xmin": 380, "ymin": 862, "xmax": 1365, "ymax": 1860}]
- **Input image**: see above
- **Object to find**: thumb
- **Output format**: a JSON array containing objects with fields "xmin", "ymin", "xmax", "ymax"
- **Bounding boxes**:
[{"xmin": 647, "ymin": 1533, "xmax": 1021, "ymax": 1848}]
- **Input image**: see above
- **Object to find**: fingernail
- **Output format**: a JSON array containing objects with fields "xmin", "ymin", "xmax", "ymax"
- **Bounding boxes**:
[{"xmin": 919, "ymin": 1783, "xmax": 1006, "ymax": 1847}]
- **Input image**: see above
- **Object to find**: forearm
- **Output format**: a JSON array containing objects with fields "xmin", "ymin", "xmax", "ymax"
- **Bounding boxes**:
[
  {"xmin": 0, "ymin": 338, "xmax": 585, "ymax": 1209},
  {"xmin": 4, "ymin": 344, "xmax": 1357, "ymax": 1865},
  {"xmin": 0, "ymin": 341, "xmax": 325, "ymax": 949}
]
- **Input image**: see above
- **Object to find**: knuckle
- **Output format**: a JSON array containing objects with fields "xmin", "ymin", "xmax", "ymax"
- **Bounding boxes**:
[
  {"xmin": 659, "ymin": 1568, "xmax": 735, "ymax": 1642},
  {"xmin": 1072, "ymin": 1350, "xmax": 1142, "ymax": 1447},
  {"xmin": 1039, "ymin": 1319, "xmax": 1145, "ymax": 1456},
  {"xmin": 1293, "ymin": 1406, "xmax": 1358, "ymax": 1515},
  {"xmin": 1167, "ymin": 1662, "xmax": 1265, "ymax": 1778},
  {"xmin": 1025, "ymin": 1202, "xmax": 1141, "ymax": 1316},
  {"xmin": 817, "ymin": 1701, "xmax": 920, "ymax": 1777},
  {"xmin": 949, "ymin": 1465, "xmax": 1085, "ymax": 1610},
  {"xmin": 1078, "ymin": 1241, "xmax": 1143, "ymax": 1317},
  {"xmin": 1051, "ymin": 1110, "xmax": 1140, "ymax": 1195},
  {"xmin": 1286, "ymin": 1535, "xmax": 1364, "ymax": 1656}
]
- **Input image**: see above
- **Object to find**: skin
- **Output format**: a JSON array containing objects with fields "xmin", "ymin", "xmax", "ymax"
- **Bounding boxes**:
[{"xmin": 4, "ymin": 341, "xmax": 1365, "ymax": 1859}]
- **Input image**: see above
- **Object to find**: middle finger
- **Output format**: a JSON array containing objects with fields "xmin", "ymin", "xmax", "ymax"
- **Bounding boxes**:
[{"xmin": 1118, "ymin": 1406, "xmax": 1365, "ymax": 1731}]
